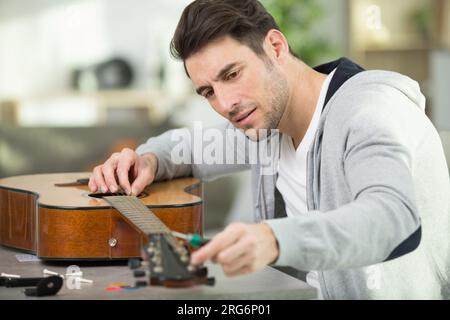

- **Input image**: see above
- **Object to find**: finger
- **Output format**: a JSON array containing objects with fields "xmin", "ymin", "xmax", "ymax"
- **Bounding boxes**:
[
  {"xmin": 130, "ymin": 156, "xmax": 157, "ymax": 196},
  {"xmin": 190, "ymin": 241, "xmax": 221, "ymax": 266},
  {"xmin": 222, "ymin": 253, "xmax": 252, "ymax": 276},
  {"xmin": 102, "ymin": 155, "xmax": 120, "ymax": 193},
  {"xmin": 224, "ymin": 264, "xmax": 253, "ymax": 278},
  {"xmin": 130, "ymin": 168, "xmax": 153, "ymax": 196},
  {"xmin": 131, "ymin": 158, "xmax": 140, "ymax": 181},
  {"xmin": 216, "ymin": 236, "xmax": 255, "ymax": 265},
  {"xmin": 92, "ymin": 166, "xmax": 108, "ymax": 193},
  {"xmin": 116, "ymin": 150, "xmax": 135, "ymax": 195},
  {"xmin": 88, "ymin": 174, "xmax": 97, "ymax": 192},
  {"xmin": 190, "ymin": 224, "xmax": 246, "ymax": 265}
]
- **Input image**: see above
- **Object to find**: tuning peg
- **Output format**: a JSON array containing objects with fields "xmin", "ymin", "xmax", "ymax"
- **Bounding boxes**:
[
  {"xmin": 128, "ymin": 258, "xmax": 142, "ymax": 269},
  {"xmin": 133, "ymin": 270, "xmax": 146, "ymax": 278},
  {"xmin": 153, "ymin": 266, "xmax": 163, "ymax": 274},
  {"xmin": 187, "ymin": 265, "xmax": 195, "ymax": 272},
  {"xmin": 146, "ymin": 246, "xmax": 155, "ymax": 257}
]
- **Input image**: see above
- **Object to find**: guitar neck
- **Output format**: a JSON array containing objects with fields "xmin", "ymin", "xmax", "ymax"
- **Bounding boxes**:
[{"xmin": 103, "ymin": 195, "xmax": 175, "ymax": 240}]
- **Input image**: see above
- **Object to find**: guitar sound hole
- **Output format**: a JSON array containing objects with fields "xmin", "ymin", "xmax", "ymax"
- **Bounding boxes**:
[{"xmin": 88, "ymin": 191, "xmax": 149, "ymax": 199}]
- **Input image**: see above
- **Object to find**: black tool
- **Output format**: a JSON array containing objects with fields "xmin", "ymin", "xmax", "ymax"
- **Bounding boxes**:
[
  {"xmin": 24, "ymin": 276, "xmax": 63, "ymax": 297},
  {"xmin": 1, "ymin": 276, "xmax": 44, "ymax": 288}
]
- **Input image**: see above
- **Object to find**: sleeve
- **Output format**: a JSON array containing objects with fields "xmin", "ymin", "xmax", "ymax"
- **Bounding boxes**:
[
  {"xmin": 265, "ymin": 93, "xmax": 422, "ymax": 271},
  {"xmin": 135, "ymin": 121, "xmax": 252, "ymax": 182}
]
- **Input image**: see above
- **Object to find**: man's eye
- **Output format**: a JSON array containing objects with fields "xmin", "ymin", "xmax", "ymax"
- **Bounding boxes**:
[
  {"xmin": 203, "ymin": 89, "xmax": 214, "ymax": 99},
  {"xmin": 226, "ymin": 70, "xmax": 240, "ymax": 81}
]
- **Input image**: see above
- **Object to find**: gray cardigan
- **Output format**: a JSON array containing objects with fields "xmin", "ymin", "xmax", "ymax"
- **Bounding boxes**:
[{"xmin": 136, "ymin": 69, "xmax": 450, "ymax": 299}]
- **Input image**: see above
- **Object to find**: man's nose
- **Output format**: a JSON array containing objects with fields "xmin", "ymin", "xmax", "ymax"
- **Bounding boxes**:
[{"xmin": 215, "ymin": 88, "xmax": 240, "ymax": 115}]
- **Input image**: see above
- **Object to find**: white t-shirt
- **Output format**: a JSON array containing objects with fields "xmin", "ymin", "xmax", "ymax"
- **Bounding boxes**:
[{"xmin": 276, "ymin": 69, "xmax": 336, "ymax": 299}]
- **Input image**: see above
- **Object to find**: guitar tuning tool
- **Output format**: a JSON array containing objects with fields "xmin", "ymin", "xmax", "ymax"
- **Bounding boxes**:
[{"xmin": 171, "ymin": 231, "xmax": 210, "ymax": 248}]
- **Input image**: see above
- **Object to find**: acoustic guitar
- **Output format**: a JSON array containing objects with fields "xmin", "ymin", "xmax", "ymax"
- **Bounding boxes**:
[{"xmin": 0, "ymin": 173, "xmax": 203, "ymax": 261}]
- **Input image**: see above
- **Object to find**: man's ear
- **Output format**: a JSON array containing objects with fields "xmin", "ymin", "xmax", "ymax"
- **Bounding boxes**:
[{"xmin": 264, "ymin": 29, "xmax": 290, "ymax": 64}]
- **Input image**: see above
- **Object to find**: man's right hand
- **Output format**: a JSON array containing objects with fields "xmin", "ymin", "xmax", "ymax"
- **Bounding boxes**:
[{"xmin": 88, "ymin": 148, "xmax": 158, "ymax": 196}]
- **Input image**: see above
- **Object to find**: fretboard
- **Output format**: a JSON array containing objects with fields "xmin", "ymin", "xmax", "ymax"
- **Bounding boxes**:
[{"xmin": 103, "ymin": 196, "xmax": 177, "ymax": 245}]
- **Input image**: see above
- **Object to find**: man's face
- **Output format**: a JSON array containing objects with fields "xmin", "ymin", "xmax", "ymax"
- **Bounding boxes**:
[{"xmin": 185, "ymin": 36, "xmax": 288, "ymax": 140}]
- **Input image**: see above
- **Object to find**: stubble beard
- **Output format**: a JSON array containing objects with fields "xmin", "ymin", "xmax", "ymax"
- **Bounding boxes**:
[{"xmin": 244, "ymin": 61, "xmax": 289, "ymax": 142}]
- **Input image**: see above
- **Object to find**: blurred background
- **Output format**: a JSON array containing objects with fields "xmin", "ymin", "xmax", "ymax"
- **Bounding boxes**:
[{"xmin": 0, "ymin": 0, "xmax": 449, "ymax": 234}]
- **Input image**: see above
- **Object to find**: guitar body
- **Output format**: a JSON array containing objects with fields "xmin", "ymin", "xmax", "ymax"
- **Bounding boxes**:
[{"xmin": 0, "ymin": 173, "xmax": 203, "ymax": 260}]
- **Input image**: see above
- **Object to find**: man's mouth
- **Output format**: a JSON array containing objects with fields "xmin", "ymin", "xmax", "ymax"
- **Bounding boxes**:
[{"xmin": 234, "ymin": 108, "xmax": 257, "ymax": 124}]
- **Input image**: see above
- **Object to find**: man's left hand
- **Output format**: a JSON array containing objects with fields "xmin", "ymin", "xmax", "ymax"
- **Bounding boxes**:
[{"xmin": 190, "ymin": 222, "xmax": 279, "ymax": 277}]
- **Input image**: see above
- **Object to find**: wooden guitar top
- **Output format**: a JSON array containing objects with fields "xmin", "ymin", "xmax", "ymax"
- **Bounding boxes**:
[{"xmin": 0, "ymin": 173, "xmax": 202, "ymax": 209}]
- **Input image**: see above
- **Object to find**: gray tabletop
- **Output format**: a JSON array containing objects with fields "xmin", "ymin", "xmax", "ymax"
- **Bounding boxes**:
[{"xmin": 0, "ymin": 246, "xmax": 316, "ymax": 300}]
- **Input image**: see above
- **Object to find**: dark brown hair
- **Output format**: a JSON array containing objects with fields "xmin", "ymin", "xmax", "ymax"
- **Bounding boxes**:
[{"xmin": 170, "ymin": 0, "xmax": 284, "ymax": 64}]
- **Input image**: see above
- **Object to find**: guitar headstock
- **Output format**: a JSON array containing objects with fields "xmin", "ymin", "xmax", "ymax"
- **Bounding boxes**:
[{"xmin": 130, "ymin": 233, "xmax": 215, "ymax": 288}]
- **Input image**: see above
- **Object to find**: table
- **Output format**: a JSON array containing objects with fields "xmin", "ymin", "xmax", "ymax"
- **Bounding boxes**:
[{"xmin": 0, "ymin": 246, "xmax": 317, "ymax": 300}]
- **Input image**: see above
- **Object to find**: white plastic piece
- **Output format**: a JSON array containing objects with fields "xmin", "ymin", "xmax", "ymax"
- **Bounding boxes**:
[
  {"xmin": 1, "ymin": 273, "xmax": 21, "ymax": 278},
  {"xmin": 43, "ymin": 269, "xmax": 65, "ymax": 279},
  {"xmin": 78, "ymin": 278, "xmax": 93, "ymax": 284},
  {"xmin": 43, "ymin": 268, "xmax": 59, "ymax": 275}
]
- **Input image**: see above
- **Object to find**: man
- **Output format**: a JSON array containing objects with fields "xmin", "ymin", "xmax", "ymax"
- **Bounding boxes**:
[{"xmin": 89, "ymin": 0, "xmax": 450, "ymax": 299}]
